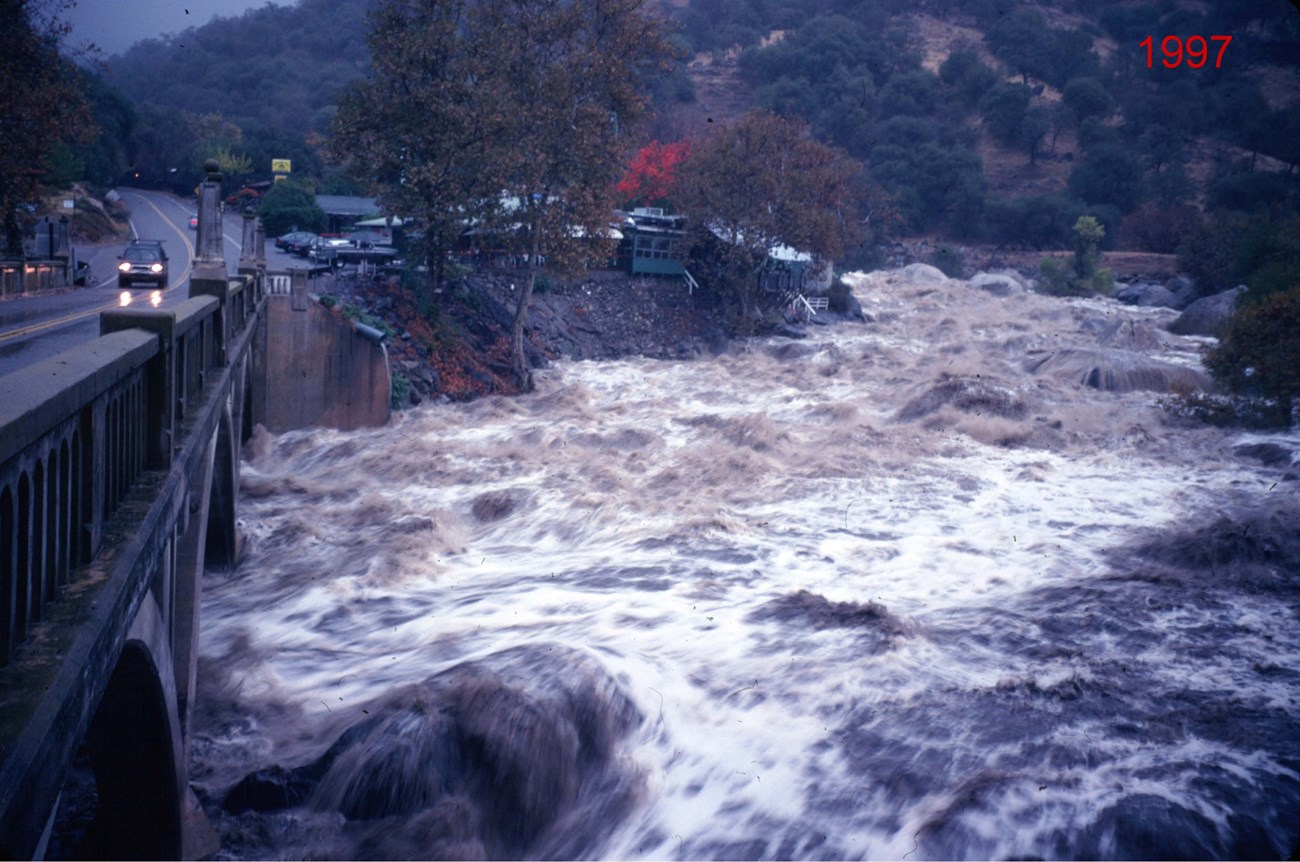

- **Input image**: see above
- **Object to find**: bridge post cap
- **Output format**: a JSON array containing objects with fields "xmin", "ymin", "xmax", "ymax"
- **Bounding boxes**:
[
  {"xmin": 204, "ymin": 159, "xmax": 222, "ymax": 182},
  {"xmin": 243, "ymin": 207, "xmax": 255, "ymax": 219}
]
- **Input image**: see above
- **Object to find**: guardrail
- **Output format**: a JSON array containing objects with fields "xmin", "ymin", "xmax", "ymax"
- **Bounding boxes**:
[{"xmin": 0, "ymin": 261, "xmax": 73, "ymax": 298}]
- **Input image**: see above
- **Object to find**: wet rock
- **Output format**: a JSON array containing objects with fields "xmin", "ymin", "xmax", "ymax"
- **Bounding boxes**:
[
  {"xmin": 315, "ymin": 708, "xmax": 465, "ymax": 821},
  {"xmin": 1025, "ymin": 348, "xmax": 1211, "ymax": 393},
  {"xmin": 752, "ymin": 590, "xmax": 906, "ymax": 634},
  {"xmin": 223, "ymin": 765, "xmax": 316, "ymax": 813},
  {"xmin": 773, "ymin": 323, "xmax": 807, "ymax": 339},
  {"xmin": 1093, "ymin": 319, "xmax": 1166, "ymax": 351},
  {"xmin": 845, "ymin": 294, "xmax": 872, "ymax": 322},
  {"xmin": 898, "ymin": 375, "xmax": 1029, "ymax": 421},
  {"xmin": 896, "ymin": 263, "xmax": 948, "ymax": 285},
  {"xmin": 470, "ymin": 491, "xmax": 523, "ymax": 522},
  {"xmin": 1168, "ymin": 286, "xmax": 1246, "ymax": 337},
  {"xmin": 1165, "ymin": 275, "xmax": 1197, "ymax": 307},
  {"xmin": 704, "ymin": 327, "xmax": 731, "ymax": 355},
  {"xmin": 224, "ymin": 645, "xmax": 643, "ymax": 859},
  {"xmin": 1233, "ymin": 442, "xmax": 1295, "ymax": 468},
  {"xmin": 829, "ymin": 282, "xmax": 870, "ymax": 322},
  {"xmin": 1115, "ymin": 282, "xmax": 1178, "ymax": 308},
  {"xmin": 969, "ymin": 272, "xmax": 1024, "ymax": 297},
  {"xmin": 767, "ymin": 341, "xmax": 818, "ymax": 361}
]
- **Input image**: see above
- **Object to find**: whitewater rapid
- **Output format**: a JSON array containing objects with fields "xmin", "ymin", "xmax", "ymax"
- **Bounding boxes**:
[{"xmin": 192, "ymin": 266, "xmax": 1300, "ymax": 860}]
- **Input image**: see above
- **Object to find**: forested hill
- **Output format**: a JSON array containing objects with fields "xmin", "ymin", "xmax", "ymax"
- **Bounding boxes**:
[
  {"xmin": 103, "ymin": 0, "xmax": 374, "ymax": 191},
  {"xmin": 95, "ymin": 0, "xmax": 1300, "ymax": 291},
  {"xmin": 109, "ymin": 0, "xmax": 371, "ymax": 133},
  {"xmin": 673, "ymin": 0, "xmax": 1300, "ymax": 292}
]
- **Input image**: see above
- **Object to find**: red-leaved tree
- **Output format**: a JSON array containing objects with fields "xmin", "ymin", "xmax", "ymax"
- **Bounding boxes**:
[{"xmin": 615, "ymin": 139, "xmax": 690, "ymax": 206}]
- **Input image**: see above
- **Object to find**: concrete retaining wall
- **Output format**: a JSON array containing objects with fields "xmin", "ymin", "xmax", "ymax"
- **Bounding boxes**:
[{"xmin": 258, "ymin": 294, "xmax": 390, "ymax": 433}]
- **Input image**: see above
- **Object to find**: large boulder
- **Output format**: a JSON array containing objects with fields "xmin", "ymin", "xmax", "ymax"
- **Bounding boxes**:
[
  {"xmin": 1164, "ymin": 276, "xmax": 1197, "ymax": 308},
  {"xmin": 1026, "ymin": 348, "xmax": 1212, "ymax": 393},
  {"xmin": 1167, "ymin": 286, "xmax": 1246, "ymax": 337},
  {"xmin": 895, "ymin": 263, "xmax": 949, "ymax": 285},
  {"xmin": 897, "ymin": 375, "xmax": 1029, "ymax": 421},
  {"xmin": 968, "ymin": 271, "xmax": 1025, "ymax": 297},
  {"xmin": 1115, "ymin": 282, "xmax": 1179, "ymax": 309}
]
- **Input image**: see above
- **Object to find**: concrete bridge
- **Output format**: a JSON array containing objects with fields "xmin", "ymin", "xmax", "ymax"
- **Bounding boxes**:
[{"xmin": 0, "ymin": 163, "xmax": 390, "ymax": 858}]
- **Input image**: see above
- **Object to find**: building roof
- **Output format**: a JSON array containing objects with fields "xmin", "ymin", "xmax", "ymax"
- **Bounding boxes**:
[
  {"xmin": 315, "ymin": 195, "xmax": 379, "ymax": 217},
  {"xmin": 708, "ymin": 224, "xmax": 812, "ymax": 263}
]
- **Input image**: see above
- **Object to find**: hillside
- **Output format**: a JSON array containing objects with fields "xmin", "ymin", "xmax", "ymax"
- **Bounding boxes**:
[
  {"xmin": 106, "ymin": 0, "xmax": 371, "ymax": 134},
  {"xmin": 86, "ymin": 0, "xmax": 1300, "ymax": 294}
]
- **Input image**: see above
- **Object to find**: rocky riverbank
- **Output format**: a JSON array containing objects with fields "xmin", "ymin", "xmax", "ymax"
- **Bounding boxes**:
[{"xmin": 314, "ymin": 266, "xmax": 866, "ymax": 406}]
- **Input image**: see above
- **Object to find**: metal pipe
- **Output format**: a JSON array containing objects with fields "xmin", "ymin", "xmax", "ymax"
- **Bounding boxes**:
[{"xmin": 352, "ymin": 321, "xmax": 386, "ymax": 343}]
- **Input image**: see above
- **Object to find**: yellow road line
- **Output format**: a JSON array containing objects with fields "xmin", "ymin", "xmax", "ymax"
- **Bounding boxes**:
[
  {"xmin": 1, "ymin": 192, "xmax": 197, "ymax": 343},
  {"xmin": 0, "ymin": 304, "xmax": 111, "ymax": 342},
  {"xmin": 126, "ymin": 191, "xmax": 196, "ymax": 289}
]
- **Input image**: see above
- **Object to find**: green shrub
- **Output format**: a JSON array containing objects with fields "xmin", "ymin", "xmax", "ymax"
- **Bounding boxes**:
[
  {"xmin": 390, "ymin": 371, "xmax": 411, "ymax": 410},
  {"xmin": 1204, "ymin": 285, "xmax": 1300, "ymax": 426},
  {"xmin": 257, "ymin": 181, "xmax": 327, "ymax": 238},
  {"xmin": 1037, "ymin": 216, "xmax": 1113, "ymax": 296}
]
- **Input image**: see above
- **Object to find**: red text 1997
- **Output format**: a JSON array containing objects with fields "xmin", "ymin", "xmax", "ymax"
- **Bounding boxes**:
[{"xmin": 1140, "ymin": 35, "xmax": 1232, "ymax": 69}]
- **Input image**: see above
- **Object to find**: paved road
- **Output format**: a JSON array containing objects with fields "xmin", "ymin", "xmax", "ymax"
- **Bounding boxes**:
[{"xmin": 0, "ymin": 189, "xmax": 290, "ymax": 377}]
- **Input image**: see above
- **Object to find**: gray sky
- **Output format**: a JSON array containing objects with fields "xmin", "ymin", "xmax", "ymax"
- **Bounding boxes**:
[{"xmin": 65, "ymin": 0, "xmax": 291, "ymax": 57}]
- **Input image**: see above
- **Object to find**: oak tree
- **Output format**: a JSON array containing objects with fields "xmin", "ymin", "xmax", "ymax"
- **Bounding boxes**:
[
  {"xmin": 0, "ymin": 0, "xmax": 90, "ymax": 255},
  {"xmin": 673, "ymin": 111, "xmax": 867, "ymax": 329},
  {"xmin": 333, "ymin": 0, "xmax": 673, "ymax": 389},
  {"xmin": 331, "ymin": 0, "xmax": 498, "ymax": 294},
  {"xmin": 469, "ymin": 0, "xmax": 675, "ymax": 390}
]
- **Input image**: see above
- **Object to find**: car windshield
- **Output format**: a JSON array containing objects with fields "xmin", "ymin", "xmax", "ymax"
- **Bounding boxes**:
[{"xmin": 124, "ymin": 248, "xmax": 161, "ymax": 262}]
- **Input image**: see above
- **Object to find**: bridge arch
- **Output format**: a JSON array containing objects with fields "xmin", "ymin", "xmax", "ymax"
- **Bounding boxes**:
[
  {"xmin": 205, "ymin": 404, "xmax": 240, "ymax": 569},
  {"xmin": 79, "ymin": 596, "xmax": 183, "ymax": 860}
]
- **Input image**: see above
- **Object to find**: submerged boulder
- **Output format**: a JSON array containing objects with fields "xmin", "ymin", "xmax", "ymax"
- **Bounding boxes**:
[
  {"xmin": 897, "ymin": 375, "xmax": 1029, "ymax": 422},
  {"xmin": 1092, "ymin": 319, "xmax": 1167, "ymax": 351},
  {"xmin": 223, "ymin": 644, "xmax": 643, "ymax": 860},
  {"xmin": 1025, "ymin": 348, "xmax": 1211, "ymax": 393},
  {"xmin": 968, "ymin": 272, "xmax": 1025, "ymax": 297}
]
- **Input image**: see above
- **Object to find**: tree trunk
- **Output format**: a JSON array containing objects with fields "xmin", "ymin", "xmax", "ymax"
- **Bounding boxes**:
[
  {"xmin": 3, "ymin": 200, "xmax": 22, "ymax": 258},
  {"xmin": 510, "ymin": 232, "xmax": 543, "ymax": 392},
  {"xmin": 433, "ymin": 226, "xmax": 446, "ymax": 293}
]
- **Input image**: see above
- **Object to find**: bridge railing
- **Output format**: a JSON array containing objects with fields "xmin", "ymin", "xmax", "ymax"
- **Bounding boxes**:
[
  {"xmin": 0, "ymin": 260, "xmax": 74, "ymax": 298},
  {"xmin": 267, "ymin": 271, "xmax": 292, "ymax": 296},
  {"xmin": 0, "ymin": 273, "xmax": 261, "ymax": 668},
  {"xmin": 0, "ymin": 332, "xmax": 159, "ymax": 666}
]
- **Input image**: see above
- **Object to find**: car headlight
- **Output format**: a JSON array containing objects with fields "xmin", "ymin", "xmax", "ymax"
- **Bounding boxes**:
[
  {"xmin": 150, "ymin": 263, "xmax": 164, "ymax": 273},
  {"xmin": 150, "ymin": 290, "xmax": 163, "ymax": 307},
  {"xmin": 119, "ymin": 290, "xmax": 132, "ymax": 306},
  {"xmin": 118, "ymin": 262, "xmax": 131, "ymax": 272}
]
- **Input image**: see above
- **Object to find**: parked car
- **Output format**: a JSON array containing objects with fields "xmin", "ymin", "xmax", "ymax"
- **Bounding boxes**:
[
  {"xmin": 188, "ymin": 215, "xmax": 198, "ymax": 230},
  {"xmin": 274, "ymin": 230, "xmax": 315, "ymax": 251},
  {"xmin": 285, "ymin": 232, "xmax": 321, "ymax": 256},
  {"xmin": 117, "ymin": 239, "xmax": 168, "ymax": 289}
]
